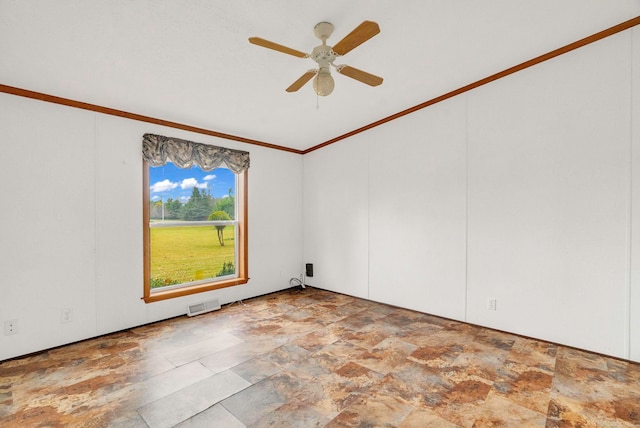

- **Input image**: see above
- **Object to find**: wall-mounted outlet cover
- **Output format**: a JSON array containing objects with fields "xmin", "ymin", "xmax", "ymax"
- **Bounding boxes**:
[
  {"xmin": 487, "ymin": 298, "xmax": 497, "ymax": 311},
  {"xmin": 61, "ymin": 308, "xmax": 73, "ymax": 323},
  {"xmin": 4, "ymin": 319, "xmax": 18, "ymax": 335}
]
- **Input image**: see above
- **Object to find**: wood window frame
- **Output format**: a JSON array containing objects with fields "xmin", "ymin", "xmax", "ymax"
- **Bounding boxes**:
[{"xmin": 142, "ymin": 159, "xmax": 248, "ymax": 303}]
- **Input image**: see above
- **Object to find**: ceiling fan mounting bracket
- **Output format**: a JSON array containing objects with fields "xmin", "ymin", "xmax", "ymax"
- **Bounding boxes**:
[{"xmin": 313, "ymin": 22, "xmax": 334, "ymax": 41}]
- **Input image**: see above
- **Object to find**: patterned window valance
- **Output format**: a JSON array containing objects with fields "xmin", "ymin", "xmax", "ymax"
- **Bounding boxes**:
[{"xmin": 142, "ymin": 133, "xmax": 250, "ymax": 174}]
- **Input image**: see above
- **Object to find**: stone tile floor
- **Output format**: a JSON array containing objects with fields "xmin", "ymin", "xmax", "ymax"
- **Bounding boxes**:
[{"xmin": 1, "ymin": 287, "xmax": 639, "ymax": 427}]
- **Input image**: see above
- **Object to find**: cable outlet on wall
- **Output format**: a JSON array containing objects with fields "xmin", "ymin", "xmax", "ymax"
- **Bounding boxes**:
[
  {"xmin": 61, "ymin": 308, "xmax": 74, "ymax": 323},
  {"xmin": 4, "ymin": 319, "xmax": 18, "ymax": 335},
  {"xmin": 487, "ymin": 298, "xmax": 497, "ymax": 311}
]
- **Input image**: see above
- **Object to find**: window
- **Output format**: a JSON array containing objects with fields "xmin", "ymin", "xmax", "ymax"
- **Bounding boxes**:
[{"xmin": 142, "ymin": 134, "xmax": 249, "ymax": 303}]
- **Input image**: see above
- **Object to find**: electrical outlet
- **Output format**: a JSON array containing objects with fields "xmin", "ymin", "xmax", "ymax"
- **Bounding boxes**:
[
  {"xmin": 4, "ymin": 319, "xmax": 18, "ymax": 335},
  {"xmin": 487, "ymin": 298, "xmax": 497, "ymax": 311},
  {"xmin": 61, "ymin": 308, "xmax": 73, "ymax": 323}
]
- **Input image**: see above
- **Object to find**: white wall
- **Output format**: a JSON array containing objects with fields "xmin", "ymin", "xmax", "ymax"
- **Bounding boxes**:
[
  {"xmin": 304, "ymin": 29, "xmax": 638, "ymax": 361},
  {"xmin": 630, "ymin": 27, "xmax": 640, "ymax": 362},
  {"xmin": 1, "ymin": 96, "xmax": 98, "ymax": 355},
  {"xmin": 0, "ymin": 94, "xmax": 303, "ymax": 361},
  {"xmin": 303, "ymin": 137, "xmax": 369, "ymax": 299},
  {"xmin": 1, "ymin": 25, "xmax": 638, "ymax": 364},
  {"xmin": 367, "ymin": 97, "xmax": 468, "ymax": 320},
  {"xmin": 466, "ymin": 32, "xmax": 631, "ymax": 357}
]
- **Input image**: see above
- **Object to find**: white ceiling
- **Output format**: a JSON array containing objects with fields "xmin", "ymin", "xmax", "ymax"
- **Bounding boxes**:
[{"xmin": 1, "ymin": 1, "xmax": 638, "ymax": 151}]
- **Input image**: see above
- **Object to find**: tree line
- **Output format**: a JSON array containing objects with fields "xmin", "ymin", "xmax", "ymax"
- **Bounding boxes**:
[{"xmin": 150, "ymin": 187, "xmax": 234, "ymax": 221}]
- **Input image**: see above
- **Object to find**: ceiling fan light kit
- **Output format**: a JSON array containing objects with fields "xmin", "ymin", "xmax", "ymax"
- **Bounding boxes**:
[
  {"xmin": 249, "ymin": 20, "xmax": 383, "ymax": 97},
  {"xmin": 313, "ymin": 68, "xmax": 334, "ymax": 96}
]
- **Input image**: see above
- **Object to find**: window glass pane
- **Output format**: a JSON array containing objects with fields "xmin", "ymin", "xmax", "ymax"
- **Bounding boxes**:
[
  {"xmin": 149, "ymin": 162, "xmax": 236, "ymax": 220},
  {"xmin": 149, "ymin": 162, "xmax": 237, "ymax": 289}
]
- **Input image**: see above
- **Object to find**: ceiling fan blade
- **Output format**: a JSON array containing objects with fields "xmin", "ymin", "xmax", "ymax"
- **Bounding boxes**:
[
  {"xmin": 337, "ymin": 66, "xmax": 383, "ymax": 87},
  {"xmin": 248, "ymin": 37, "xmax": 307, "ymax": 58},
  {"xmin": 286, "ymin": 70, "xmax": 317, "ymax": 92},
  {"xmin": 332, "ymin": 21, "xmax": 380, "ymax": 56}
]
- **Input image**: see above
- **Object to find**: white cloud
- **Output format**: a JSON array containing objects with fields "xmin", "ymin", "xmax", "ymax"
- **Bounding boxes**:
[
  {"xmin": 181, "ymin": 178, "xmax": 208, "ymax": 190},
  {"xmin": 180, "ymin": 178, "xmax": 197, "ymax": 189},
  {"xmin": 151, "ymin": 195, "xmax": 161, "ymax": 201},
  {"xmin": 150, "ymin": 179, "xmax": 178, "ymax": 193},
  {"xmin": 179, "ymin": 196, "xmax": 190, "ymax": 203},
  {"xmin": 203, "ymin": 174, "xmax": 216, "ymax": 181}
]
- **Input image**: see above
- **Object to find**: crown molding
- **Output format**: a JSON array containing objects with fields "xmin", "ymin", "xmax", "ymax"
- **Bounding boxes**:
[
  {"xmin": 1, "ymin": 15, "xmax": 638, "ymax": 156},
  {"xmin": 303, "ymin": 15, "xmax": 640, "ymax": 154}
]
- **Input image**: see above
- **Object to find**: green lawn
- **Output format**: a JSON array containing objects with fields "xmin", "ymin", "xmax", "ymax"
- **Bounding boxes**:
[{"xmin": 150, "ymin": 225, "xmax": 235, "ymax": 286}]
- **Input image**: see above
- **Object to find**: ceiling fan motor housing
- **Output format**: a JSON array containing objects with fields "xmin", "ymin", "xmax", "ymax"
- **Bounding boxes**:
[{"xmin": 311, "ymin": 44, "xmax": 336, "ymax": 68}]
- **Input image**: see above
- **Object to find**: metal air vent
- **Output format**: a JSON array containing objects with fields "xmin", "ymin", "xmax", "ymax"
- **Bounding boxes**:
[{"xmin": 187, "ymin": 298, "xmax": 221, "ymax": 317}]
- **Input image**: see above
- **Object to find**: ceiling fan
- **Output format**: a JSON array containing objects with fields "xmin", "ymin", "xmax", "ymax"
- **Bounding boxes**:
[{"xmin": 249, "ymin": 21, "xmax": 383, "ymax": 96}]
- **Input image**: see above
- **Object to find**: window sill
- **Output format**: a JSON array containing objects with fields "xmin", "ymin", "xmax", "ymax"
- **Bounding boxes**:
[{"xmin": 142, "ymin": 277, "xmax": 248, "ymax": 303}]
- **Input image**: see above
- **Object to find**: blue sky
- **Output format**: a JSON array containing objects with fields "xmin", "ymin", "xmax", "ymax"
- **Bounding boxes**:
[{"xmin": 149, "ymin": 163, "xmax": 235, "ymax": 203}]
